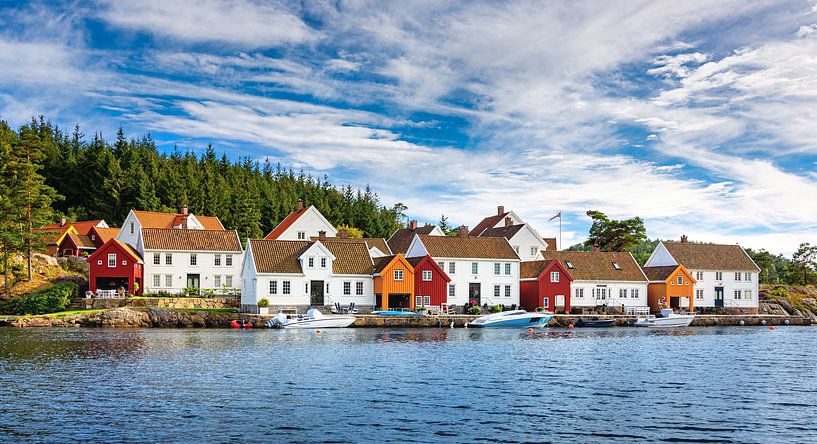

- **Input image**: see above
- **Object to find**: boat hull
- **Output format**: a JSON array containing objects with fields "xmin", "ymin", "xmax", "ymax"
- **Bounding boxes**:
[
  {"xmin": 634, "ymin": 315, "xmax": 695, "ymax": 328},
  {"xmin": 282, "ymin": 317, "xmax": 357, "ymax": 329},
  {"xmin": 575, "ymin": 319, "xmax": 615, "ymax": 328},
  {"xmin": 470, "ymin": 310, "xmax": 553, "ymax": 328}
]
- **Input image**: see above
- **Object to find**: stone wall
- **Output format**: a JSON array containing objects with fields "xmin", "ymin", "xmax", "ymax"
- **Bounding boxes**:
[{"xmin": 75, "ymin": 297, "xmax": 239, "ymax": 310}]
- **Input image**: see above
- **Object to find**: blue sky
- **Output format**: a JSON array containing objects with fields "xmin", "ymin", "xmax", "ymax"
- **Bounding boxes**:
[{"xmin": 1, "ymin": 1, "xmax": 816, "ymax": 254}]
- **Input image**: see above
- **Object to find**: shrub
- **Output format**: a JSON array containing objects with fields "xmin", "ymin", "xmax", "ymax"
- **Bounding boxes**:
[
  {"xmin": 490, "ymin": 305, "xmax": 502, "ymax": 313},
  {"xmin": 5, "ymin": 281, "xmax": 79, "ymax": 315},
  {"xmin": 258, "ymin": 298, "xmax": 270, "ymax": 308},
  {"xmin": 468, "ymin": 306, "xmax": 481, "ymax": 315},
  {"xmin": 201, "ymin": 289, "xmax": 215, "ymax": 298},
  {"xmin": 535, "ymin": 306, "xmax": 546, "ymax": 312}
]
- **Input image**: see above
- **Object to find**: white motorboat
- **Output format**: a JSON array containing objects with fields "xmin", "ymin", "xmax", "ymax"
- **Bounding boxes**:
[
  {"xmin": 634, "ymin": 309, "xmax": 695, "ymax": 328},
  {"xmin": 469, "ymin": 310, "xmax": 553, "ymax": 328},
  {"xmin": 266, "ymin": 308, "xmax": 356, "ymax": 329}
]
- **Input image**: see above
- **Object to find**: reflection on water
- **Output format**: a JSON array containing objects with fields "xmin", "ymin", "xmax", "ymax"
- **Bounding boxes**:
[{"xmin": 1, "ymin": 326, "xmax": 816, "ymax": 442}]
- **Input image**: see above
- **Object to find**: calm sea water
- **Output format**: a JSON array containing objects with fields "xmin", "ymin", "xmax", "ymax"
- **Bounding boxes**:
[{"xmin": 1, "ymin": 326, "xmax": 816, "ymax": 443}]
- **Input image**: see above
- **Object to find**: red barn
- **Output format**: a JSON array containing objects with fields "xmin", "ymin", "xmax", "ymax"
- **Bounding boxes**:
[
  {"xmin": 87, "ymin": 239, "xmax": 144, "ymax": 296},
  {"xmin": 406, "ymin": 255, "xmax": 451, "ymax": 308},
  {"xmin": 520, "ymin": 259, "xmax": 573, "ymax": 313}
]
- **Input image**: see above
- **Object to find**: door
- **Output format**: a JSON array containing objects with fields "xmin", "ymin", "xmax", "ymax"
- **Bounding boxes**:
[
  {"xmin": 714, "ymin": 287, "xmax": 724, "ymax": 307},
  {"xmin": 186, "ymin": 274, "xmax": 200, "ymax": 290},
  {"xmin": 310, "ymin": 280, "xmax": 324, "ymax": 306},
  {"xmin": 469, "ymin": 283, "xmax": 481, "ymax": 305}
]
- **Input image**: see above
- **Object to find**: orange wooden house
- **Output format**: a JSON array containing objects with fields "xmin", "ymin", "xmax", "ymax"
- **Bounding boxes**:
[
  {"xmin": 372, "ymin": 253, "xmax": 415, "ymax": 310},
  {"xmin": 643, "ymin": 264, "xmax": 697, "ymax": 313}
]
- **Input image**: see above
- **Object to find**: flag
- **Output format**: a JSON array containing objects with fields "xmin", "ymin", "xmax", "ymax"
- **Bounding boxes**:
[{"xmin": 548, "ymin": 212, "xmax": 561, "ymax": 222}]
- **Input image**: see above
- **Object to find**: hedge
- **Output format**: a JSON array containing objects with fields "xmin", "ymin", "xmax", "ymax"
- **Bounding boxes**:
[{"xmin": 4, "ymin": 281, "xmax": 80, "ymax": 315}]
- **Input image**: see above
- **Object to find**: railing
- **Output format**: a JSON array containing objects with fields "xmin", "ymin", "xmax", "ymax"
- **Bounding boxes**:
[{"xmin": 91, "ymin": 289, "xmax": 128, "ymax": 299}]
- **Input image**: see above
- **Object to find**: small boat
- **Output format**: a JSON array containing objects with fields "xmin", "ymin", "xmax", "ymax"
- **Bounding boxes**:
[
  {"xmin": 575, "ymin": 318, "xmax": 615, "ymax": 328},
  {"xmin": 469, "ymin": 310, "xmax": 552, "ymax": 328},
  {"xmin": 266, "ymin": 308, "xmax": 356, "ymax": 329},
  {"xmin": 634, "ymin": 309, "xmax": 695, "ymax": 328},
  {"xmin": 371, "ymin": 309, "xmax": 417, "ymax": 316}
]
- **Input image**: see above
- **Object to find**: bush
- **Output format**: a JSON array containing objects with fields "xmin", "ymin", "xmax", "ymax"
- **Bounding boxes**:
[
  {"xmin": 535, "ymin": 306, "xmax": 546, "ymax": 312},
  {"xmin": 201, "ymin": 289, "xmax": 215, "ymax": 298},
  {"xmin": 258, "ymin": 298, "xmax": 270, "ymax": 308},
  {"xmin": 4, "ymin": 281, "xmax": 79, "ymax": 315},
  {"xmin": 490, "ymin": 305, "xmax": 502, "ymax": 313},
  {"xmin": 468, "ymin": 306, "xmax": 481, "ymax": 315}
]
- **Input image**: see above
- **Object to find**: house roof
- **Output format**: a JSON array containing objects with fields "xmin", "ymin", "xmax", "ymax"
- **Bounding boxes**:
[
  {"xmin": 373, "ymin": 255, "xmax": 399, "ymax": 274},
  {"xmin": 264, "ymin": 206, "xmax": 310, "ymax": 240},
  {"xmin": 321, "ymin": 240, "xmax": 375, "ymax": 275},
  {"xmin": 64, "ymin": 233, "xmax": 96, "ymax": 249},
  {"xmin": 387, "ymin": 225, "xmax": 439, "ymax": 254},
  {"xmin": 543, "ymin": 238, "xmax": 557, "ymax": 251},
  {"xmin": 33, "ymin": 226, "xmax": 77, "ymax": 246},
  {"xmin": 132, "ymin": 211, "xmax": 224, "ymax": 230},
  {"xmin": 88, "ymin": 239, "xmax": 143, "ymax": 264},
  {"xmin": 142, "ymin": 228, "xmax": 242, "ymax": 251},
  {"xmin": 405, "ymin": 255, "xmax": 452, "ymax": 282},
  {"xmin": 41, "ymin": 220, "xmax": 104, "ymax": 236},
  {"xmin": 662, "ymin": 241, "xmax": 759, "ymax": 271},
  {"xmin": 520, "ymin": 260, "xmax": 558, "ymax": 279},
  {"xmin": 469, "ymin": 213, "xmax": 509, "ymax": 236},
  {"xmin": 311, "ymin": 236, "xmax": 391, "ymax": 255},
  {"xmin": 416, "ymin": 234, "xmax": 518, "ymax": 260},
  {"xmin": 93, "ymin": 227, "xmax": 120, "ymax": 243},
  {"xmin": 249, "ymin": 239, "xmax": 374, "ymax": 275},
  {"xmin": 540, "ymin": 251, "xmax": 647, "ymax": 282},
  {"xmin": 480, "ymin": 224, "xmax": 525, "ymax": 240},
  {"xmin": 642, "ymin": 265, "xmax": 679, "ymax": 281}
]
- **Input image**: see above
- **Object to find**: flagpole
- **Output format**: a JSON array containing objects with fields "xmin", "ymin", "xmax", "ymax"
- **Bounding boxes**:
[{"xmin": 559, "ymin": 210, "xmax": 562, "ymax": 251}]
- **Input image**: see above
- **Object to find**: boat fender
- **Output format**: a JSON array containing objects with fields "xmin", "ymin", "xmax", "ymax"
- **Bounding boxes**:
[
  {"xmin": 761, "ymin": 320, "xmax": 766, "ymax": 325},
  {"xmin": 527, "ymin": 328, "xmax": 533, "ymax": 332},
  {"xmin": 769, "ymin": 326, "xmax": 775, "ymax": 331},
  {"xmin": 229, "ymin": 320, "xmax": 240, "ymax": 329},
  {"xmin": 739, "ymin": 320, "xmax": 745, "ymax": 326},
  {"xmin": 785, "ymin": 319, "xmax": 790, "ymax": 325},
  {"xmin": 567, "ymin": 324, "xmax": 574, "ymax": 329}
]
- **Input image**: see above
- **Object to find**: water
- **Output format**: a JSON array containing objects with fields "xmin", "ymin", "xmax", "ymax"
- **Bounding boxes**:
[{"xmin": 1, "ymin": 326, "xmax": 816, "ymax": 443}]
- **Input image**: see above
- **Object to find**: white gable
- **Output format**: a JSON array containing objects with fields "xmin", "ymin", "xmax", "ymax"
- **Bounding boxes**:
[
  {"xmin": 644, "ymin": 242, "xmax": 678, "ymax": 267},
  {"xmin": 426, "ymin": 226, "xmax": 445, "ymax": 236},
  {"xmin": 276, "ymin": 206, "xmax": 338, "ymax": 240},
  {"xmin": 369, "ymin": 246, "xmax": 388, "ymax": 258},
  {"xmin": 507, "ymin": 224, "xmax": 550, "ymax": 261},
  {"xmin": 405, "ymin": 235, "xmax": 428, "ymax": 258}
]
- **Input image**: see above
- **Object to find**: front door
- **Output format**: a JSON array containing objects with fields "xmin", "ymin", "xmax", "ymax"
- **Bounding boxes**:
[
  {"xmin": 714, "ymin": 287, "xmax": 724, "ymax": 307},
  {"xmin": 186, "ymin": 274, "xmax": 200, "ymax": 290},
  {"xmin": 310, "ymin": 280, "xmax": 324, "ymax": 306},
  {"xmin": 469, "ymin": 283, "xmax": 481, "ymax": 305}
]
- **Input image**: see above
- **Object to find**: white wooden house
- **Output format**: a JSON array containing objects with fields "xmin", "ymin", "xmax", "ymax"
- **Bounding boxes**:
[
  {"xmin": 263, "ymin": 199, "xmax": 337, "ymax": 241},
  {"xmin": 470, "ymin": 206, "xmax": 551, "ymax": 261}
]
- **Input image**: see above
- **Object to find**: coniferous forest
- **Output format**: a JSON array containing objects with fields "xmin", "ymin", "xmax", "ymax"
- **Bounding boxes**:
[{"xmin": 0, "ymin": 116, "xmax": 405, "ymax": 243}]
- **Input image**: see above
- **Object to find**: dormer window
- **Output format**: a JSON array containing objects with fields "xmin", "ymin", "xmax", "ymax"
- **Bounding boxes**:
[
  {"xmin": 297, "ymin": 231, "xmax": 306, "ymax": 240},
  {"xmin": 612, "ymin": 262, "xmax": 621, "ymax": 270},
  {"xmin": 565, "ymin": 261, "xmax": 574, "ymax": 269}
]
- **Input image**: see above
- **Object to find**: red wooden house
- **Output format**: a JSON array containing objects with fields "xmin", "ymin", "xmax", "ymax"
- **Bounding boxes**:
[
  {"xmin": 406, "ymin": 255, "xmax": 451, "ymax": 309},
  {"xmin": 520, "ymin": 259, "xmax": 573, "ymax": 313},
  {"xmin": 86, "ymin": 239, "xmax": 144, "ymax": 296}
]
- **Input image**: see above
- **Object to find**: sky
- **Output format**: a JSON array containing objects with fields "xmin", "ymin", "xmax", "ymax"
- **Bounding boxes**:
[{"xmin": 1, "ymin": 1, "xmax": 816, "ymax": 255}]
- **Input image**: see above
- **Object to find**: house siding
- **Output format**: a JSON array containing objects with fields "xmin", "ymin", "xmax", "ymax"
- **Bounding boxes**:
[
  {"xmin": 87, "ymin": 241, "xmax": 143, "ymax": 295},
  {"xmin": 519, "ymin": 263, "xmax": 572, "ymax": 312},
  {"xmin": 411, "ymin": 256, "xmax": 450, "ymax": 308}
]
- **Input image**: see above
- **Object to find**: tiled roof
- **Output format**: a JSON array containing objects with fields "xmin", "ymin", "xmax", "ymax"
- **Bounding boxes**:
[
  {"xmin": 663, "ymin": 241, "xmax": 759, "ymax": 271},
  {"xmin": 321, "ymin": 240, "xmax": 375, "ymax": 275},
  {"xmin": 540, "ymin": 251, "xmax": 647, "ymax": 282},
  {"xmin": 93, "ymin": 227, "xmax": 120, "ymax": 243},
  {"xmin": 142, "ymin": 228, "xmax": 242, "ymax": 251},
  {"xmin": 193, "ymin": 216, "xmax": 224, "ymax": 230},
  {"xmin": 373, "ymin": 255, "xmax": 399, "ymax": 274},
  {"xmin": 520, "ymin": 260, "xmax": 557, "ymax": 279},
  {"xmin": 33, "ymin": 227, "xmax": 72, "ymax": 245},
  {"xmin": 387, "ymin": 225, "xmax": 439, "ymax": 254},
  {"xmin": 469, "ymin": 213, "xmax": 508, "ymax": 236},
  {"xmin": 480, "ymin": 224, "xmax": 525, "ymax": 240},
  {"xmin": 264, "ymin": 206, "xmax": 310, "ymax": 240},
  {"xmin": 65, "ymin": 233, "xmax": 96, "ymax": 249},
  {"xmin": 405, "ymin": 255, "xmax": 452, "ymax": 282},
  {"xmin": 416, "ymin": 234, "xmax": 518, "ymax": 260},
  {"xmin": 41, "ymin": 220, "xmax": 104, "ymax": 236},
  {"xmin": 114, "ymin": 239, "xmax": 143, "ymax": 263},
  {"xmin": 642, "ymin": 265, "xmax": 679, "ymax": 282},
  {"xmin": 133, "ymin": 211, "xmax": 224, "ymax": 230},
  {"xmin": 543, "ymin": 238, "xmax": 557, "ymax": 251},
  {"xmin": 249, "ymin": 240, "xmax": 310, "ymax": 274},
  {"xmin": 311, "ymin": 236, "xmax": 391, "ymax": 255}
]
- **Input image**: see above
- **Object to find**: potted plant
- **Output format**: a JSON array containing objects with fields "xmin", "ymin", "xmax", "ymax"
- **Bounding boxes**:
[
  {"xmin": 468, "ymin": 305, "xmax": 482, "ymax": 315},
  {"xmin": 415, "ymin": 305, "xmax": 428, "ymax": 316},
  {"xmin": 258, "ymin": 298, "xmax": 270, "ymax": 315},
  {"xmin": 490, "ymin": 304, "xmax": 502, "ymax": 313}
]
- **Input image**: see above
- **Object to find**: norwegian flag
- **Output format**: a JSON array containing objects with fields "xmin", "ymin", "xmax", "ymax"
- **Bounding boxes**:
[{"xmin": 548, "ymin": 212, "xmax": 561, "ymax": 222}]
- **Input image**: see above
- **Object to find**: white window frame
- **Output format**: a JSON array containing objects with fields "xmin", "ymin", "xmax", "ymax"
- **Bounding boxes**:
[
  {"xmin": 494, "ymin": 263, "xmax": 500, "ymax": 275},
  {"xmin": 543, "ymin": 297, "xmax": 549, "ymax": 308},
  {"xmin": 394, "ymin": 269, "xmax": 404, "ymax": 281},
  {"xmin": 153, "ymin": 274, "xmax": 160, "ymax": 287},
  {"xmin": 715, "ymin": 272, "xmax": 723, "ymax": 281},
  {"xmin": 107, "ymin": 253, "xmax": 116, "ymax": 268},
  {"xmin": 494, "ymin": 285, "xmax": 500, "ymax": 298},
  {"xmin": 734, "ymin": 272, "xmax": 741, "ymax": 281},
  {"xmin": 449, "ymin": 262, "xmax": 456, "ymax": 275},
  {"xmin": 214, "ymin": 275, "xmax": 221, "ymax": 288},
  {"xmin": 225, "ymin": 275, "xmax": 232, "ymax": 287},
  {"xmin": 190, "ymin": 254, "xmax": 197, "ymax": 266},
  {"xmin": 734, "ymin": 290, "xmax": 742, "ymax": 300},
  {"xmin": 576, "ymin": 288, "xmax": 584, "ymax": 298},
  {"xmin": 424, "ymin": 296, "xmax": 431, "ymax": 305},
  {"xmin": 344, "ymin": 282, "xmax": 351, "ymax": 295},
  {"xmin": 745, "ymin": 272, "xmax": 751, "ymax": 282},
  {"xmin": 631, "ymin": 289, "xmax": 639, "ymax": 299},
  {"xmin": 504, "ymin": 263, "xmax": 511, "ymax": 275},
  {"xmin": 505, "ymin": 285, "xmax": 511, "ymax": 298},
  {"xmin": 282, "ymin": 281, "xmax": 291, "ymax": 295},
  {"xmin": 448, "ymin": 283, "xmax": 456, "ymax": 298},
  {"xmin": 744, "ymin": 290, "xmax": 752, "ymax": 300},
  {"xmin": 415, "ymin": 295, "xmax": 423, "ymax": 306},
  {"xmin": 422, "ymin": 270, "xmax": 432, "ymax": 281},
  {"xmin": 214, "ymin": 254, "xmax": 221, "ymax": 266},
  {"xmin": 225, "ymin": 255, "xmax": 233, "ymax": 267},
  {"xmin": 153, "ymin": 254, "xmax": 160, "ymax": 265},
  {"xmin": 471, "ymin": 262, "xmax": 478, "ymax": 274},
  {"xmin": 356, "ymin": 281, "xmax": 364, "ymax": 295},
  {"xmin": 165, "ymin": 274, "xmax": 173, "ymax": 287},
  {"xmin": 166, "ymin": 253, "xmax": 172, "ymax": 265},
  {"xmin": 696, "ymin": 289, "xmax": 704, "ymax": 300},
  {"xmin": 619, "ymin": 289, "xmax": 627, "ymax": 299},
  {"xmin": 270, "ymin": 281, "xmax": 277, "ymax": 295},
  {"xmin": 321, "ymin": 257, "xmax": 327, "ymax": 268},
  {"xmin": 550, "ymin": 271, "xmax": 559, "ymax": 283},
  {"xmin": 297, "ymin": 231, "xmax": 306, "ymax": 240},
  {"xmin": 308, "ymin": 257, "xmax": 314, "ymax": 268},
  {"xmin": 677, "ymin": 276, "xmax": 683, "ymax": 285}
]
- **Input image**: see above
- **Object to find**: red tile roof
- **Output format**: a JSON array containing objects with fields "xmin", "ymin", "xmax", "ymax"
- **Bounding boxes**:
[
  {"xmin": 311, "ymin": 236, "xmax": 391, "ymax": 255},
  {"xmin": 133, "ymin": 211, "xmax": 225, "ymax": 230},
  {"xmin": 416, "ymin": 234, "xmax": 518, "ymax": 260},
  {"xmin": 543, "ymin": 238, "xmax": 557, "ymax": 251},
  {"xmin": 64, "ymin": 233, "xmax": 96, "ymax": 249},
  {"xmin": 662, "ymin": 241, "xmax": 759, "ymax": 271},
  {"xmin": 264, "ymin": 206, "xmax": 310, "ymax": 240},
  {"xmin": 142, "ymin": 228, "xmax": 242, "ymax": 251},
  {"xmin": 540, "ymin": 251, "xmax": 647, "ymax": 282},
  {"xmin": 41, "ymin": 220, "xmax": 104, "ymax": 236},
  {"xmin": 249, "ymin": 239, "xmax": 374, "ymax": 275},
  {"xmin": 92, "ymin": 227, "xmax": 120, "ymax": 244}
]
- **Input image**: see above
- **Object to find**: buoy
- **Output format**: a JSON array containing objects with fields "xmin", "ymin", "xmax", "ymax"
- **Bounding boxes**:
[
  {"xmin": 229, "ymin": 320, "xmax": 240, "ymax": 329},
  {"xmin": 785, "ymin": 319, "xmax": 790, "ymax": 325},
  {"xmin": 567, "ymin": 324, "xmax": 574, "ymax": 329},
  {"xmin": 315, "ymin": 329, "xmax": 321, "ymax": 333},
  {"xmin": 739, "ymin": 320, "xmax": 745, "ymax": 326},
  {"xmin": 528, "ymin": 328, "xmax": 533, "ymax": 332},
  {"xmin": 761, "ymin": 320, "xmax": 766, "ymax": 325},
  {"xmin": 770, "ymin": 326, "xmax": 775, "ymax": 331}
]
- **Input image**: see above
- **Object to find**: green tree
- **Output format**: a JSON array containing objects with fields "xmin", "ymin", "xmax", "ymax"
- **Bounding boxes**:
[
  {"xmin": 792, "ymin": 243, "xmax": 817, "ymax": 285},
  {"xmin": 0, "ymin": 120, "xmax": 19, "ymax": 294},
  {"xmin": 584, "ymin": 210, "xmax": 647, "ymax": 252}
]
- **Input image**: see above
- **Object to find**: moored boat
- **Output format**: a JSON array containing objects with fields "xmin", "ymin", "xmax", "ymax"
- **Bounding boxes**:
[
  {"xmin": 469, "ymin": 310, "xmax": 552, "ymax": 328},
  {"xmin": 575, "ymin": 318, "xmax": 615, "ymax": 328},
  {"xmin": 266, "ymin": 308, "xmax": 356, "ymax": 329},
  {"xmin": 634, "ymin": 309, "xmax": 695, "ymax": 328},
  {"xmin": 371, "ymin": 309, "xmax": 417, "ymax": 316}
]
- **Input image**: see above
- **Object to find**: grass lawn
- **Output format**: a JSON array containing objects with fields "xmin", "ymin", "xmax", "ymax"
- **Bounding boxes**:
[{"xmin": 45, "ymin": 309, "xmax": 107, "ymax": 318}]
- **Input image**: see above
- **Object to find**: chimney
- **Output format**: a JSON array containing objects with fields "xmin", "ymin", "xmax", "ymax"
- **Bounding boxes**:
[
  {"xmin": 318, "ymin": 230, "xmax": 326, "ymax": 240},
  {"xmin": 497, "ymin": 205, "xmax": 504, "ymax": 216},
  {"xmin": 409, "ymin": 220, "xmax": 417, "ymax": 231},
  {"xmin": 296, "ymin": 199, "xmax": 304, "ymax": 211},
  {"xmin": 681, "ymin": 235, "xmax": 688, "ymax": 243},
  {"xmin": 60, "ymin": 217, "xmax": 66, "ymax": 227},
  {"xmin": 179, "ymin": 206, "xmax": 188, "ymax": 215},
  {"xmin": 458, "ymin": 225, "xmax": 469, "ymax": 237},
  {"xmin": 340, "ymin": 229, "xmax": 348, "ymax": 239},
  {"xmin": 504, "ymin": 217, "xmax": 512, "ymax": 228}
]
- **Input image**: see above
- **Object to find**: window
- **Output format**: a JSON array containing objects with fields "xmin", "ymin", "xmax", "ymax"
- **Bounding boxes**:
[
  {"xmin": 505, "ymin": 285, "xmax": 511, "ymax": 298},
  {"xmin": 344, "ymin": 282, "xmax": 351, "ymax": 295},
  {"xmin": 514, "ymin": 246, "xmax": 520, "ymax": 253},
  {"xmin": 734, "ymin": 272, "xmax": 741, "ymax": 281},
  {"xmin": 308, "ymin": 257, "xmax": 314, "ymax": 268},
  {"xmin": 448, "ymin": 284, "xmax": 456, "ymax": 298},
  {"xmin": 321, "ymin": 257, "xmax": 326, "ymax": 268},
  {"xmin": 282, "ymin": 281, "xmax": 290, "ymax": 295},
  {"xmin": 422, "ymin": 270, "xmax": 432, "ymax": 281},
  {"xmin": 416, "ymin": 295, "xmax": 423, "ymax": 306},
  {"xmin": 734, "ymin": 290, "xmax": 742, "ymax": 299},
  {"xmin": 696, "ymin": 271, "xmax": 703, "ymax": 280},
  {"xmin": 166, "ymin": 254, "xmax": 172, "ymax": 265},
  {"xmin": 394, "ymin": 269, "xmax": 404, "ymax": 281},
  {"xmin": 543, "ymin": 297, "xmax": 549, "ymax": 308},
  {"xmin": 530, "ymin": 247, "xmax": 538, "ymax": 257},
  {"xmin": 715, "ymin": 272, "xmax": 723, "ymax": 281},
  {"xmin": 424, "ymin": 296, "xmax": 430, "ymax": 305},
  {"xmin": 696, "ymin": 289, "xmax": 704, "ymax": 299},
  {"xmin": 745, "ymin": 272, "xmax": 751, "ymax": 282},
  {"xmin": 122, "ymin": 260, "xmax": 127, "ymax": 266},
  {"xmin": 631, "ymin": 289, "xmax": 639, "ymax": 299},
  {"xmin": 595, "ymin": 288, "xmax": 607, "ymax": 299},
  {"xmin": 153, "ymin": 275, "xmax": 160, "ymax": 287},
  {"xmin": 165, "ymin": 275, "xmax": 173, "ymax": 287},
  {"xmin": 471, "ymin": 262, "xmax": 478, "ymax": 274},
  {"xmin": 153, "ymin": 254, "xmax": 161, "ymax": 265},
  {"xmin": 494, "ymin": 285, "xmax": 501, "ymax": 298},
  {"xmin": 550, "ymin": 271, "xmax": 559, "ymax": 283},
  {"xmin": 214, "ymin": 275, "xmax": 221, "ymax": 288},
  {"xmin": 190, "ymin": 254, "xmax": 197, "ymax": 266},
  {"xmin": 269, "ymin": 281, "xmax": 277, "ymax": 294},
  {"xmin": 575, "ymin": 288, "xmax": 584, "ymax": 298},
  {"xmin": 565, "ymin": 260, "xmax": 575, "ymax": 269},
  {"xmin": 677, "ymin": 276, "xmax": 683, "ymax": 285},
  {"xmin": 214, "ymin": 255, "xmax": 221, "ymax": 266},
  {"xmin": 325, "ymin": 283, "xmax": 329, "ymax": 293},
  {"xmin": 612, "ymin": 262, "xmax": 621, "ymax": 270},
  {"xmin": 438, "ymin": 261, "xmax": 444, "ymax": 270},
  {"xmin": 225, "ymin": 276, "xmax": 232, "ymax": 287},
  {"xmin": 305, "ymin": 282, "xmax": 309, "ymax": 293},
  {"xmin": 619, "ymin": 289, "xmax": 627, "ymax": 298},
  {"xmin": 505, "ymin": 263, "xmax": 511, "ymax": 275},
  {"xmin": 297, "ymin": 231, "xmax": 306, "ymax": 240},
  {"xmin": 97, "ymin": 260, "xmax": 102, "ymax": 266},
  {"xmin": 226, "ymin": 255, "xmax": 233, "ymax": 267},
  {"xmin": 130, "ymin": 222, "xmax": 134, "ymax": 234},
  {"xmin": 91, "ymin": 234, "xmax": 96, "ymax": 241},
  {"xmin": 449, "ymin": 262, "xmax": 456, "ymax": 274},
  {"xmin": 494, "ymin": 263, "xmax": 501, "ymax": 275},
  {"xmin": 744, "ymin": 290, "xmax": 752, "ymax": 300},
  {"xmin": 356, "ymin": 281, "xmax": 364, "ymax": 295},
  {"xmin": 108, "ymin": 253, "xmax": 116, "ymax": 268}
]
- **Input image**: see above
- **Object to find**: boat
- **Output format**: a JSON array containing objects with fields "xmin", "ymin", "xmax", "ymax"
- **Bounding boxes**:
[
  {"xmin": 634, "ymin": 309, "xmax": 695, "ymax": 328},
  {"xmin": 469, "ymin": 310, "xmax": 552, "ymax": 328},
  {"xmin": 265, "ymin": 308, "xmax": 356, "ymax": 329},
  {"xmin": 371, "ymin": 309, "xmax": 418, "ymax": 316},
  {"xmin": 574, "ymin": 318, "xmax": 615, "ymax": 328}
]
